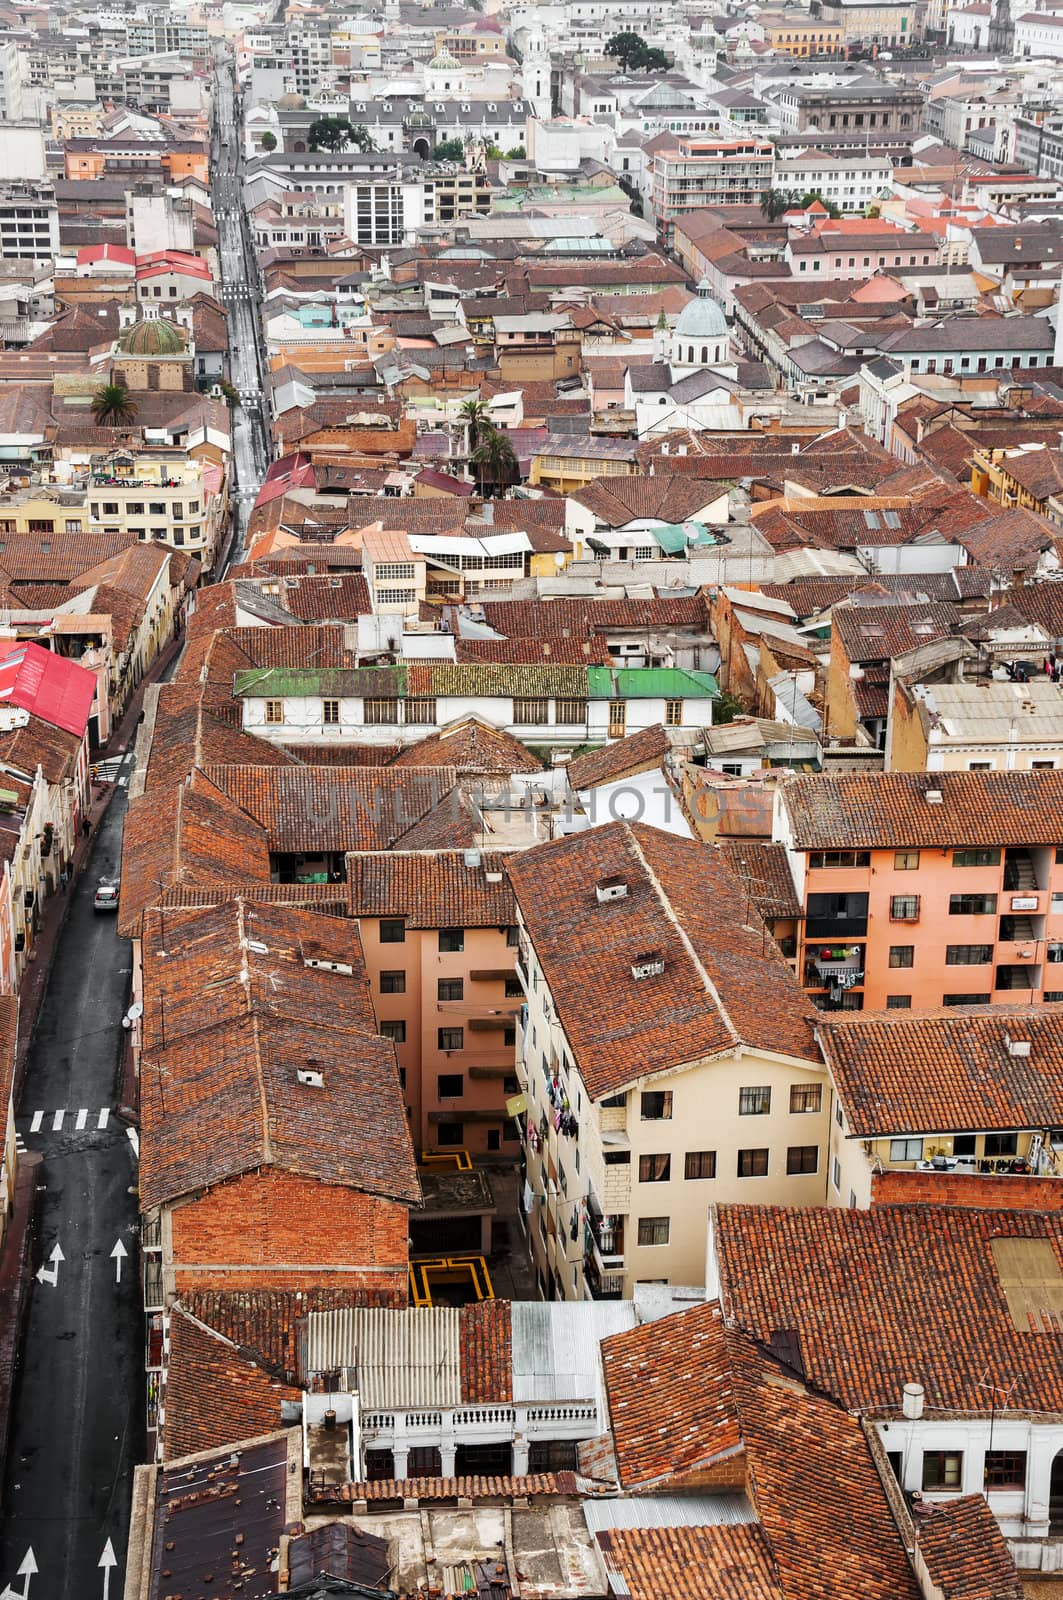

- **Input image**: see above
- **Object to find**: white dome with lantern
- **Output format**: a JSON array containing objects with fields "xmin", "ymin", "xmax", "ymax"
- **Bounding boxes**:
[
  {"xmin": 671, "ymin": 278, "xmax": 730, "ymax": 373},
  {"xmin": 425, "ymin": 45, "xmax": 464, "ymax": 95}
]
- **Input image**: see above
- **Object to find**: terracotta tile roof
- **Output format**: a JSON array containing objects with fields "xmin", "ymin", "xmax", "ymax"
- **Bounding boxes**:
[
  {"xmin": 778, "ymin": 769, "xmax": 1063, "ymax": 851},
  {"xmin": 717, "ymin": 841, "xmax": 800, "ymax": 922},
  {"xmin": 0, "ymin": 716, "xmax": 83, "ymax": 786},
  {"xmin": 144, "ymin": 683, "xmax": 302, "ymax": 792},
  {"xmin": 601, "ymin": 1301, "xmax": 741, "ymax": 1490},
  {"xmin": 833, "ymin": 601, "xmax": 958, "ymax": 663},
  {"xmin": 454, "ymin": 637, "xmax": 614, "ymax": 664},
  {"xmin": 507, "ymin": 821, "xmax": 819, "ymax": 1099},
  {"xmin": 118, "ymin": 776, "xmax": 274, "ymax": 938},
  {"xmin": 913, "ymin": 1497, "xmax": 1023, "ymax": 1600},
  {"xmin": 758, "ymin": 575, "xmax": 961, "ymax": 617},
  {"xmin": 180, "ymin": 1287, "xmax": 404, "ymax": 1378},
  {"xmin": 598, "ymin": 1524, "xmax": 783, "ymax": 1600},
  {"xmin": 953, "ymin": 506, "xmax": 1057, "ymax": 575},
  {"xmin": 155, "ymin": 883, "xmax": 347, "ymax": 914},
  {"xmin": 565, "ymin": 725, "xmax": 672, "ymax": 791},
  {"xmin": 161, "ymin": 1309, "xmax": 297, "ymax": 1462},
  {"xmin": 200, "ymin": 765, "xmax": 461, "ymax": 854},
  {"xmin": 405, "ymin": 662, "xmax": 589, "ymax": 699},
  {"xmin": 138, "ymin": 898, "xmax": 419, "ymax": 1210},
  {"xmin": 996, "ymin": 448, "xmax": 1063, "ymax": 503},
  {"xmin": 459, "ymin": 1300, "xmax": 512, "ymax": 1403},
  {"xmin": 280, "ymin": 743, "xmax": 401, "ymax": 767},
  {"xmin": 0, "ymin": 531, "xmax": 134, "ymax": 584},
  {"xmin": 1010, "ymin": 581, "xmax": 1063, "ymax": 636},
  {"xmin": 570, "ymin": 475, "xmax": 733, "ymax": 528},
  {"xmin": 346, "ymin": 850, "xmax": 516, "ymax": 928},
  {"xmin": 273, "ymin": 572, "xmax": 372, "ymax": 620},
  {"xmin": 715, "ymin": 1202, "xmax": 1063, "ymax": 1413},
  {"xmin": 391, "ymin": 717, "xmax": 543, "ymax": 775},
  {"xmin": 311, "ymin": 1472, "xmax": 573, "ymax": 1504},
  {"xmin": 819, "ymin": 1005, "xmax": 1063, "ymax": 1138},
  {"xmin": 480, "ymin": 596, "xmax": 706, "ymax": 636}
]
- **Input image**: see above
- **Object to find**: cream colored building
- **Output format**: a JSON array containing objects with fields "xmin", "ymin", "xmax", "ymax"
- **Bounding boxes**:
[
  {"xmin": 888, "ymin": 677, "xmax": 1063, "ymax": 774},
  {"xmin": 87, "ymin": 451, "xmax": 222, "ymax": 561},
  {"xmin": 509, "ymin": 820, "xmax": 829, "ymax": 1302}
]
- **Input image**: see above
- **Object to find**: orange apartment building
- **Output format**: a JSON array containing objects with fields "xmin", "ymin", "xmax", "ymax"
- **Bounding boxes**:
[
  {"xmin": 347, "ymin": 852, "xmax": 523, "ymax": 1159},
  {"xmin": 63, "ymin": 139, "xmax": 210, "ymax": 185},
  {"xmin": 775, "ymin": 770, "xmax": 1063, "ymax": 1011}
]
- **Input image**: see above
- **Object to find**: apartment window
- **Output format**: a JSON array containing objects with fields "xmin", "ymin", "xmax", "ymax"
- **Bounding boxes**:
[
  {"xmin": 513, "ymin": 697, "xmax": 549, "ymax": 725},
  {"xmin": 831, "ymin": 1155, "xmax": 841, "ymax": 1190},
  {"xmin": 889, "ymin": 946, "xmax": 914, "ymax": 968},
  {"xmin": 737, "ymin": 1148, "xmax": 769, "ymax": 1178},
  {"xmin": 322, "ymin": 699, "xmax": 340, "ymax": 725},
  {"xmin": 265, "ymin": 700, "xmax": 284, "ymax": 724},
  {"xmin": 949, "ymin": 894, "xmax": 997, "ymax": 916},
  {"xmin": 554, "ymin": 698, "xmax": 587, "ymax": 725},
  {"xmin": 890, "ymin": 1137, "xmax": 923, "ymax": 1161},
  {"xmin": 808, "ymin": 850, "xmax": 871, "ymax": 869},
  {"xmin": 943, "ymin": 993, "xmax": 991, "ymax": 1006},
  {"xmin": 922, "ymin": 1452, "xmax": 963, "ymax": 1492},
  {"xmin": 665, "ymin": 699, "xmax": 683, "ymax": 726},
  {"xmin": 894, "ymin": 850, "xmax": 920, "ymax": 870},
  {"xmin": 380, "ymin": 918, "xmax": 405, "ymax": 944},
  {"xmin": 439, "ymin": 927, "xmax": 464, "ymax": 953},
  {"xmin": 609, "ymin": 701, "xmax": 626, "ymax": 738},
  {"xmin": 364, "ymin": 698, "xmax": 399, "ymax": 724},
  {"xmin": 985, "ymin": 1133, "xmax": 1018, "ymax": 1157},
  {"xmin": 438, "ymin": 977, "xmax": 464, "ymax": 1002},
  {"xmin": 437, "ymin": 1122, "xmax": 464, "ymax": 1147},
  {"xmin": 789, "ymin": 1083, "xmax": 822, "ymax": 1114},
  {"xmin": 887, "ymin": 995, "xmax": 912, "ymax": 1009},
  {"xmin": 637, "ymin": 1216, "xmax": 670, "ymax": 1247},
  {"xmin": 953, "ymin": 848, "xmax": 1001, "ymax": 867},
  {"xmin": 889, "ymin": 895, "xmax": 920, "ymax": 921},
  {"xmin": 786, "ymin": 1144, "xmax": 819, "ymax": 1175},
  {"xmin": 406, "ymin": 697, "xmax": 436, "ymax": 724},
  {"xmin": 65, "ymin": 519, "xmax": 81, "ymax": 534},
  {"xmin": 380, "ymin": 970, "xmax": 406, "ymax": 994},
  {"xmin": 438, "ymin": 1028, "xmax": 464, "ymax": 1051},
  {"xmin": 505, "ymin": 976, "xmax": 523, "ymax": 998},
  {"xmin": 380, "ymin": 1020, "xmax": 406, "ymax": 1043},
  {"xmin": 984, "ymin": 1450, "xmax": 1026, "ymax": 1490},
  {"xmin": 640, "ymin": 1090, "xmax": 673, "ymax": 1120},
  {"xmin": 438, "ymin": 1072, "xmax": 464, "ymax": 1098},
  {"xmin": 739, "ymin": 1086, "xmax": 771, "ymax": 1115},
  {"xmin": 685, "ymin": 1150, "xmax": 717, "ymax": 1179},
  {"xmin": 639, "ymin": 1153, "xmax": 671, "ymax": 1182},
  {"xmin": 946, "ymin": 945, "xmax": 992, "ymax": 965}
]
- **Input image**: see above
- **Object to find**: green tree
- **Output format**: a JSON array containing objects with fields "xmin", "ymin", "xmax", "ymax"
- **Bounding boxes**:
[
  {"xmin": 471, "ymin": 426, "xmax": 518, "ymax": 497},
  {"xmin": 504, "ymin": 144, "xmax": 526, "ymax": 158},
  {"xmin": 459, "ymin": 397, "xmax": 490, "ymax": 453},
  {"xmin": 711, "ymin": 689, "xmax": 745, "ymax": 726},
  {"xmin": 606, "ymin": 29, "xmax": 646, "ymax": 69},
  {"xmin": 759, "ymin": 187, "xmax": 801, "ymax": 221},
  {"xmin": 641, "ymin": 46, "xmax": 671, "ymax": 69},
  {"xmin": 799, "ymin": 189, "xmax": 841, "ymax": 218},
  {"xmin": 485, "ymin": 142, "xmax": 503, "ymax": 159},
  {"xmin": 259, "ymin": 130, "xmax": 277, "ymax": 152},
  {"xmin": 91, "ymin": 381, "xmax": 138, "ymax": 427},
  {"xmin": 432, "ymin": 137, "xmax": 466, "ymax": 161},
  {"xmin": 308, "ymin": 115, "xmax": 354, "ymax": 152},
  {"xmin": 219, "ymin": 379, "xmax": 241, "ymax": 408},
  {"xmin": 350, "ymin": 123, "xmax": 375, "ymax": 152}
]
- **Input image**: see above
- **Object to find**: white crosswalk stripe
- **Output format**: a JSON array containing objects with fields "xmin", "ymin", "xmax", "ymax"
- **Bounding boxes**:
[
  {"xmin": 30, "ymin": 1110, "xmax": 42, "ymax": 1133},
  {"xmin": 20, "ymin": 1107, "xmax": 117, "ymax": 1135}
]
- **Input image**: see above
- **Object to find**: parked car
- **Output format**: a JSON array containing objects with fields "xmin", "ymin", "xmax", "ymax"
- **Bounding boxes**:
[{"xmin": 94, "ymin": 881, "xmax": 119, "ymax": 913}]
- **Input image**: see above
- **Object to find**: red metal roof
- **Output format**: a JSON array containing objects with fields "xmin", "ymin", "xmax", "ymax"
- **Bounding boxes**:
[{"xmin": 0, "ymin": 642, "xmax": 96, "ymax": 737}]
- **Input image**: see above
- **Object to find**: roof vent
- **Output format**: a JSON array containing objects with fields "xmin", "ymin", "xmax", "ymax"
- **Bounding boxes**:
[
  {"xmin": 631, "ymin": 949, "xmax": 665, "ymax": 980},
  {"xmin": 297, "ymin": 1066, "xmax": 325, "ymax": 1088},
  {"xmin": 485, "ymin": 870, "xmax": 503, "ymax": 883},
  {"xmin": 924, "ymin": 788, "xmax": 943, "ymax": 804},
  {"xmin": 902, "ymin": 1381, "xmax": 924, "ymax": 1420},
  {"xmin": 464, "ymin": 848, "xmax": 482, "ymax": 868},
  {"xmin": 1006, "ymin": 1033, "xmax": 1032, "ymax": 1058},
  {"xmin": 246, "ymin": 938, "xmax": 268, "ymax": 953},
  {"xmin": 596, "ymin": 874, "xmax": 628, "ymax": 903}
]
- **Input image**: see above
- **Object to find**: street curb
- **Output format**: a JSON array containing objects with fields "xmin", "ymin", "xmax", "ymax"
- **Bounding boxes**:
[{"xmin": 0, "ymin": 1151, "xmax": 43, "ymax": 1491}]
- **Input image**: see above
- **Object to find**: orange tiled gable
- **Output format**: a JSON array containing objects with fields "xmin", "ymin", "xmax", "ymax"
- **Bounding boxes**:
[
  {"xmin": 390, "ymin": 717, "xmax": 544, "ymax": 775},
  {"xmin": 199, "ymin": 765, "xmax": 463, "ymax": 854},
  {"xmin": 601, "ymin": 1300, "xmax": 742, "ymax": 1490},
  {"xmin": 346, "ymin": 850, "xmax": 516, "ymax": 929},
  {"xmin": 507, "ymin": 821, "xmax": 819, "ymax": 1100},
  {"xmin": 715, "ymin": 1202, "xmax": 1063, "ymax": 1413},
  {"xmin": 913, "ymin": 1496, "xmax": 1023, "ymax": 1600},
  {"xmin": 779, "ymin": 768, "xmax": 1063, "ymax": 851},
  {"xmin": 459, "ymin": 1300, "xmax": 512, "ymax": 1404},
  {"xmin": 819, "ymin": 1005, "xmax": 1063, "ymax": 1138},
  {"xmin": 161, "ymin": 1308, "xmax": 297, "ymax": 1462},
  {"xmin": 566, "ymin": 725, "xmax": 673, "ymax": 791}
]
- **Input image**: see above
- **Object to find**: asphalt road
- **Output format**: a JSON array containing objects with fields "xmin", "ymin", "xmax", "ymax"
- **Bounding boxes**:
[
  {"xmin": 0, "ymin": 758, "xmax": 140, "ymax": 1600},
  {"xmin": 212, "ymin": 50, "xmax": 273, "ymax": 569}
]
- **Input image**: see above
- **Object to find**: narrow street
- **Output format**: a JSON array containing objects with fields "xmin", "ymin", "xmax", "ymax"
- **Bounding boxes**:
[
  {"xmin": 0, "ymin": 757, "xmax": 140, "ymax": 1600},
  {"xmin": 212, "ymin": 48, "xmax": 273, "ymax": 569}
]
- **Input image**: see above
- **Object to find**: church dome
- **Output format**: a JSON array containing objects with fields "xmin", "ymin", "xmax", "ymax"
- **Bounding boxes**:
[
  {"xmin": 428, "ymin": 46, "xmax": 461, "ymax": 70},
  {"xmin": 674, "ymin": 278, "xmax": 728, "ymax": 341},
  {"xmin": 117, "ymin": 316, "xmax": 188, "ymax": 356}
]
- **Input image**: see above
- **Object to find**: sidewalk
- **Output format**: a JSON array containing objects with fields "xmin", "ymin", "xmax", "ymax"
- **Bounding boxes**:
[
  {"xmin": 0, "ymin": 1153, "xmax": 42, "ymax": 1486},
  {"xmin": 100, "ymin": 634, "xmax": 183, "ymax": 759}
]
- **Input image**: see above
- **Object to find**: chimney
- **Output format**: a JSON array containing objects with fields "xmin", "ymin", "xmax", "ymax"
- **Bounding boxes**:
[
  {"xmin": 902, "ymin": 1382, "xmax": 925, "ymax": 1420},
  {"xmin": 596, "ymin": 874, "xmax": 628, "ymax": 903},
  {"xmin": 1005, "ymin": 1032, "xmax": 1031, "ymax": 1058},
  {"xmin": 297, "ymin": 1066, "xmax": 325, "ymax": 1088},
  {"xmin": 631, "ymin": 949, "xmax": 665, "ymax": 980},
  {"xmin": 924, "ymin": 787, "xmax": 943, "ymax": 804}
]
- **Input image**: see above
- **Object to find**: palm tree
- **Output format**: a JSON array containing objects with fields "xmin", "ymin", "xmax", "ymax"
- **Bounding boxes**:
[
  {"xmin": 459, "ymin": 397, "xmax": 490, "ymax": 453},
  {"xmin": 91, "ymin": 381, "xmax": 138, "ymax": 427},
  {"xmin": 759, "ymin": 187, "xmax": 802, "ymax": 221},
  {"xmin": 471, "ymin": 426, "xmax": 518, "ymax": 497}
]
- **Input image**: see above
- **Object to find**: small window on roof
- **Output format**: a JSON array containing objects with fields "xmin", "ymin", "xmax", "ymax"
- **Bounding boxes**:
[
  {"xmin": 884, "ymin": 510, "xmax": 902, "ymax": 529},
  {"xmin": 863, "ymin": 510, "xmax": 881, "ymax": 530}
]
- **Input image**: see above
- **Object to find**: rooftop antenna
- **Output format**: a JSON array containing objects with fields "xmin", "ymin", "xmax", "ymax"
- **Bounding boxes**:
[{"xmin": 977, "ymin": 1368, "xmax": 1023, "ymax": 1455}]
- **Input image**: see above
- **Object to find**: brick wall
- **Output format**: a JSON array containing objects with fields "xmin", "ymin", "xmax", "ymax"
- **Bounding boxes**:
[
  {"xmin": 170, "ymin": 1169, "xmax": 410, "ymax": 1294},
  {"xmin": 871, "ymin": 1169, "xmax": 1063, "ymax": 1211}
]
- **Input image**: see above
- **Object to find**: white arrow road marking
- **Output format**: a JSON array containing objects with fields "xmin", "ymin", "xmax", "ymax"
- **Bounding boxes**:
[
  {"xmin": 35, "ymin": 1244, "xmax": 63, "ymax": 1287},
  {"xmin": 99, "ymin": 1540, "xmax": 117, "ymax": 1600},
  {"xmin": 16, "ymin": 1547, "xmax": 36, "ymax": 1597},
  {"xmin": 29, "ymin": 1112, "xmax": 42, "ymax": 1133},
  {"xmin": 126, "ymin": 1127, "xmax": 139, "ymax": 1157},
  {"xmin": 110, "ymin": 1240, "xmax": 128, "ymax": 1284}
]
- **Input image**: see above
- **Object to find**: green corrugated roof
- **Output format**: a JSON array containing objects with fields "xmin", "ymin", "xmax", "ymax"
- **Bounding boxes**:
[
  {"xmin": 652, "ymin": 521, "xmax": 720, "ymax": 555},
  {"xmin": 587, "ymin": 667, "xmax": 720, "ymax": 699},
  {"xmin": 233, "ymin": 666, "xmax": 407, "ymax": 698}
]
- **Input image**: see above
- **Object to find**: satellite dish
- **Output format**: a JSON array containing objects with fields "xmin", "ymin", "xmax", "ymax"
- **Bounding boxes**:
[{"xmin": 126, "ymin": 1002, "xmax": 143, "ymax": 1022}]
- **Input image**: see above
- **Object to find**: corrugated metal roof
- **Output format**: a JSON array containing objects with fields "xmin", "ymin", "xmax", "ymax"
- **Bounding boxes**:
[
  {"xmin": 582, "ymin": 1494, "xmax": 756, "ymax": 1533},
  {"xmin": 586, "ymin": 667, "xmax": 720, "ymax": 700},
  {"xmin": 511, "ymin": 1302, "xmax": 636, "ymax": 1406},
  {"xmin": 306, "ymin": 1307, "xmax": 461, "ymax": 1410}
]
